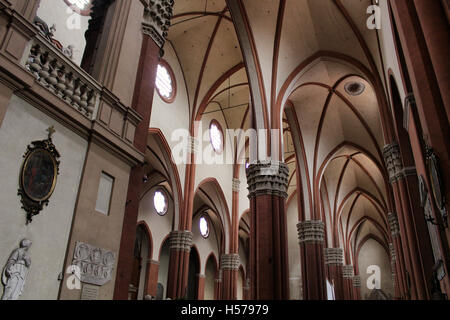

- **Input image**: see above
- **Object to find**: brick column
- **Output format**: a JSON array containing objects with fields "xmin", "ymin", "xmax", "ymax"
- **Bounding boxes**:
[
  {"xmin": 342, "ymin": 265, "xmax": 355, "ymax": 300},
  {"xmin": 221, "ymin": 254, "xmax": 240, "ymax": 300},
  {"xmin": 113, "ymin": 0, "xmax": 173, "ymax": 300},
  {"xmin": 214, "ymin": 270, "xmax": 222, "ymax": 300},
  {"xmin": 352, "ymin": 275, "xmax": 361, "ymax": 300},
  {"xmin": 384, "ymin": 142, "xmax": 435, "ymax": 299},
  {"xmin": 144, "ymin": 260, "xmax": 160, "ymax": 298},
  {"xmin": 246, "ymin": 161, "xmax": 290, "ymax": 300},
  {"xmin": 297, "ymin": 220, "xmax": 327, "ymax": 300},
  {"xmin": 324, "ymin": 248, "xmax": 344, "ymax": 300},
  {"xmin": 197, "ymin": 274, "xmax": 206, "ymax": 300},
  {"xmin": 166, "ymin": 231, "xmax": 193, "ymax": 299}
]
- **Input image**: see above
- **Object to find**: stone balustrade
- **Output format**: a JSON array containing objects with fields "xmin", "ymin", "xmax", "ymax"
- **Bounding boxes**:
[{"xmin": 23, "ymin": 34, "xmax": 100, "ymax": 120}]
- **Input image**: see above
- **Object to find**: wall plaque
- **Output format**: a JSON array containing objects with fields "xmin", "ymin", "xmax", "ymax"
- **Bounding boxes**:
[
  {"xmin": 18, "ymin": 126, "xmax": 60, "ymax": 223},
  {"xmin": 72, "ymin": 242, "xmax": 116, "ymax": 286}
]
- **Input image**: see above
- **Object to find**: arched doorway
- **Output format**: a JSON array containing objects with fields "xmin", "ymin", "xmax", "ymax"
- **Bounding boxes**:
[
  {"xmin": 129, "ymin": 224, "xmax": 152, "ymax": 300},
  {"xmin": 187, "ymin": 246, "xmax": 200, "ymax": 300}
]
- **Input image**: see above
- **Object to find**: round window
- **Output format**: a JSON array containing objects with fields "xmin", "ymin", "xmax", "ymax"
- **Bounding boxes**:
[
  {"xmin": 64, "ymin": 0, "xmax": 92, "ymax": 15},
  {"xmin": 199, "ymin": 215, "xmax": 210, "ymax": 238},
  {"xmin": 153, "ymin": 190, "xmax": 168, "ymax": 216},
  {"xmin": 156, "ymin": 61, "xmax": 176, "ymax": 103},
  {"xmin": 209, "ymin": 120, "xmax": 224, "ymax": 153}
]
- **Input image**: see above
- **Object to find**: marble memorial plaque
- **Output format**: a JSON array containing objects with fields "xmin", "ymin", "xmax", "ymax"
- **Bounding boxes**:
[{"xmin": 81, "ymin": 284, "xmax": 99, "ymax": 300}]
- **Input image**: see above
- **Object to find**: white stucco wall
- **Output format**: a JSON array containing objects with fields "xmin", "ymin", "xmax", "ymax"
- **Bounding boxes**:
[
  {"xmin": 36, "ymin": 0, "xmax": 90, "ymax": 66},
  {"xmin": 0, "ymin": 95, "xmax": 88, "ymax": 300}
]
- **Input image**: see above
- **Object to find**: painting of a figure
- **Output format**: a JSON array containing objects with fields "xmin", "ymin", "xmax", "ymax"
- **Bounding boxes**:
[{"xmin": 21, "ymin": 149, "xmax": 57, "ymax": 201}]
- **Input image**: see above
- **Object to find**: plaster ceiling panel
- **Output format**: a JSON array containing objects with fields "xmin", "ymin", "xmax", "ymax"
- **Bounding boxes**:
[
  {"xmin": 322, "ymin": 157, "xmax": 348, "ymax": 200},
  {"xmin": 337, "ymin": 77, "xmax": 385, "ymax": 148},
  {"xmin": 353, "ymin": 153, "xmax": 387, "ymax": 200},
  {"xmin": 196, "ymin": 21, "xmax": 243, "ymax": 112},
  {"xmin": 168, "ymin": 16, "xmax": 219, "ymax": 110},
  {"xmin": 306, "ymin": 0, "xmax": 370, "ymax": 71},
  {"xmin": 345, "ymin": 161, "xmax": 384, "ymax": 206},
  {"xmin": 277, "ymin": 0, "xmax": 319, "ymax": 94},
  {"xmin": 340, "ymin": 0, "xmax": 385, "ymax": 82},
  {"xmin": 173, "ymin": 0, "xmax": 226, "ymax": 16},
  {"xmin": 291, "ymin": 85, "xmax": 329, "ymax": 179},
  {"xmin": 356, "ymin": 222, "xmax": 386, "ymax": 246},
  {"xmin": 318, "ymin": 95, "xmax": 380, "ymax": 169},
  {"xmin": 243, "ymin": 0, "xmax": 280, "ymax": 107}
]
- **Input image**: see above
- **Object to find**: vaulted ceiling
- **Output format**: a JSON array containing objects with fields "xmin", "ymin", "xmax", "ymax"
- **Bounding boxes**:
[{"xmin": 168, "ymin": 0, "xmax": 392, "ymax": 262}]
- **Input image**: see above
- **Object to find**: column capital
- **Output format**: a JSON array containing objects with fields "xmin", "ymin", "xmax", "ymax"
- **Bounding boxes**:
[
  {"xmin": 342, "ymin": 265, "xmax": 354, "ymax": 279},
  {"xmin": 388, "ymin": 213, "xmax": 400, "ymax": 238},
  {"xmin": 142, "ymin": 0, "xmax": 174, "ymax": 50},
  {"xmin": 169, "ymin": 230, "xmax": 193, "ymax": 252},
  {"xmin": 221, "ymin": 254, "xmax": 240, "ymax": 270},
  {"xmin": 232, "ymin": 178, "xmax": 241, "ymax": 193},
  {"xmin": 352, "ymin": 275, "xmax": 361, "ymax": 288},
  {"xmin": 324, "ymin": 248, "xmax": 344, "ymax": 265},
  {"xmin": 389, "ymin": 243, "xmax": 396, "ymax": 262},
  {"xmin": 246, "ymin": 161, "xmax": 289, "ymax": 199},
  {"xmin": 297, "ymin": 220, "xmax": 325, "ymax": 244},
  {"xmin": 383, "ymin": 142, "xmax": 404, "ymax": 183}
]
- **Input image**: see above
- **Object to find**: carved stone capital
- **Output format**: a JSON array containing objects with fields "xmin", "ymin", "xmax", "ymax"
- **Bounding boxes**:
[
  {"xmin": 388, "ymin": 213, "xmax": 400, "ymax": 238},
  {"xmin": 324, "ymin": 248, "xmax": 344, "ymax": 265},
  {"xmin": 142, "ymin": 0, "xmax": 174, "ymax": 49},
  {"xmin": 342, "ymin": 265, "xmax": 354, "ymax": 279},
  {"xmin": 221, "ymin": 254, "xmax": 240, "ymax": 270},
  {"xmin": 232, "ymin": 178, "xmax": 241, "ymax": 193},
  {"xmin": 383, "ymin": 142, "xmax": 404, "ymax": 183},
  {"xmin": 352, "ymin": 275, "xmax": 361, "ymax": 288},
  {"xmin": 297, "ymin": 220, "xmax": 325, "ymax": 244},
  {"xmin": 246, "ymin": 161, "xmax": 289, "ymax": 199},
  {"xmin": 169, "ymin": 230, "xmax": 193, "ymax": 252},
  {"xmin": 389, "ymin": 243, "xmax": 396, "ymax": 262}
]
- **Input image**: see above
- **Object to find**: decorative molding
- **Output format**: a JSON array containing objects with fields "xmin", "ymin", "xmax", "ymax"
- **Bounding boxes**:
[
  {"xmin": 383, "ymin": 142, "xmax": 404, "ymax": 183},
  {"xmin": 324, "ymin": 248, "xmax": 344, "ymax": 265},
  {"xmin": 342, "ymin": 265, "xmax": 354, "ymax": 279},
  {"xmin": 142, "ymin": 0, "xmax": 174, "ymax": 50},
  {"xmin": 169, "ymin": 231, "xmax": 193, "ymax": 252},
  {"xmin": 72, "ymin": 242, "xmax": 116, "ymax": 286},
  {"xmin": 352, "ymin": 275, "xmax": 361, "ymax": 288},
  {"xmin": 297, "ymin": 220, "xmax": 325, "ymax": 244},
  {"xmin": 232, "ymin": 178, "xmax": 241, "ymax": 193},
  {"xmin": 388, "ymin": 213, "xmax": 400, "ymax": 238},
  {"xmin": 246, "ymin": 161, "xmax": 289, "ymax": 199},
  {"xmin": 221, "ymin": 254, "xmax": 240, "ymax": 270}
]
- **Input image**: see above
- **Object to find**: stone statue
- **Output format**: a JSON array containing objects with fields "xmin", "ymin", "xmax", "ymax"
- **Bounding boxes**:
[{"xmin": 1, "ymin": 239, "xmax": 32, "ymax": 300}]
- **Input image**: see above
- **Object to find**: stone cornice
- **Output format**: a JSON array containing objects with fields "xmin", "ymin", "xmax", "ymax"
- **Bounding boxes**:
[
  {"xmin": 246, "ymin": 161, "xmax": 289, "ymax": 199},
  {"xmin": 297, "ymin": 220, "xmax": 325, "ymax": 244}
]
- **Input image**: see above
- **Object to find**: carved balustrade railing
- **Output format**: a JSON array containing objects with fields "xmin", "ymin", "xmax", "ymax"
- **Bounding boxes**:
[{"xmin": 22, "ymin": 34, "xmax": 100, "ymax": 120}]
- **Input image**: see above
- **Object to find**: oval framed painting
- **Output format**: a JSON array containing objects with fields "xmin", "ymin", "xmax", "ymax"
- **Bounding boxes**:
[{"xmin": 20, "ymin": 148, "xmax": 58, "ymax": 202}]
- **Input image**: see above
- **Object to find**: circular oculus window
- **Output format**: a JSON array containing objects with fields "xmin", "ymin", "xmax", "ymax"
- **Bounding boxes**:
[
  {"xmin": 153, "ymin": 190, "xmax": 168, "ymax": 216},
  {"xmin": 209, "ymin": 120, "xmax": 224, "ymax": 153},
  {"xmin": 156, "ymin": 62, "xmax": 176, "ymax": 103},
  {"xmin": 199, "ymin": 215, "xmax": 210, "ymax": 238},
  {"xmin": 64, "ymin": 0, "xmax": 92, "ymax": 15}
]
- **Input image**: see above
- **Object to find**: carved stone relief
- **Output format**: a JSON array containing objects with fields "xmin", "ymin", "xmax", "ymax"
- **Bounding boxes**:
[{"xmin": 72, "ymin": 242, "xmax": 116, "ymax": 286}]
